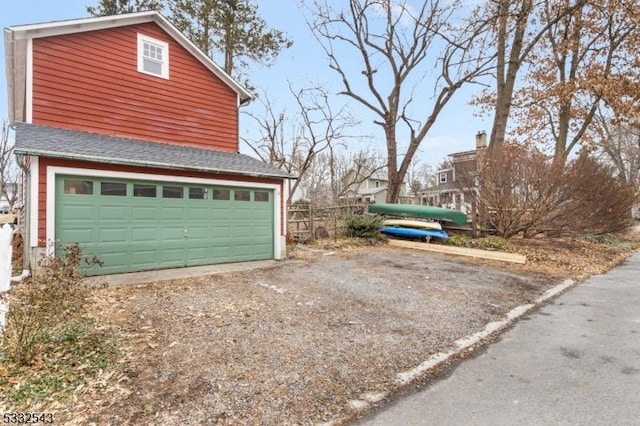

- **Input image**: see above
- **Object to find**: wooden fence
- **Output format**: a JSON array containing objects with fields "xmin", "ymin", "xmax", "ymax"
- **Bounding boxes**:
[{"xmin": 287, "ymin": 203, "xmax": 365, "ymax": 241}]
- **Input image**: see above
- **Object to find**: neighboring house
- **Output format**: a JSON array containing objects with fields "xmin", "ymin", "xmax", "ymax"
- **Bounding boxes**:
[
  {"xmin": 4, "ymin": 12, "xmax": 291, "ymax": 275},
  {"xmin": 341, "ymin": 169, "xmax": 410, "ymax": 204},
  {"xmin": 420, "ymin": 131, "xmax": 487, "ymax": 213}
]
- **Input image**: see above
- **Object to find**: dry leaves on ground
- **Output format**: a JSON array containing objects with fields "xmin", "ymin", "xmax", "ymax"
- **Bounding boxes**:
[{"xmin": 13, "ymin": 231, "xmax": 640, "ymax": 424}]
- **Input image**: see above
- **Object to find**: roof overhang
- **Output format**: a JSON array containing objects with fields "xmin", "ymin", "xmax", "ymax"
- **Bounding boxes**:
[
  {"xmin": 14, "ymin": 122, "xmax": 293, "ymax": 180},
  {"xmin": 4, "ymin": 11, "xmax": 254, "ymax": 124}
]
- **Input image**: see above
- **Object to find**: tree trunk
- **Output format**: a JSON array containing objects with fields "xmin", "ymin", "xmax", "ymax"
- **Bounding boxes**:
[
  {"xmin": 489, "ymin": 0, "xmax": 532, "ymax": 149},
  {"xmin": 554, "ymin": 101, "xmax": 572, "ymax": 168},
  {"xmin": 385, "ymin": 124, "xmax": 400, "ymax": 203}
]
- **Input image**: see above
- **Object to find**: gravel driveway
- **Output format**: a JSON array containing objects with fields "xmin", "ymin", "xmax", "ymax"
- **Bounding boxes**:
[{"xmin": 80, "ymin": 245, "xmax": 557, "ymax": 425}]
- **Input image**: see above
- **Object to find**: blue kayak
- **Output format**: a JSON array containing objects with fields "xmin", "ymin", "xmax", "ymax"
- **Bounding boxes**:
[{"xmin": 380, "ymin": 226, "xmax": 449, "ymax": 240}]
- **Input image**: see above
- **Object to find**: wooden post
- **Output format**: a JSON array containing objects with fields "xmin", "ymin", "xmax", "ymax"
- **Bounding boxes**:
[
  {"xmin": 0, "ymin": 224, "xmax": 13, "ymax": 330},
  {"xmin": 308, "ymin": 204, "xmax": 315, "ymax": 241}
]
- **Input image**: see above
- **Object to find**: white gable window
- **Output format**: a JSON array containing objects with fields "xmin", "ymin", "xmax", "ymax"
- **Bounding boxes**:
[
  {"xmin": 439, "ymin": 172, "xmax": 447, "ymax": 183},
  {"xmin": 137, "ymin": 34, "xmax": 169, "ymax": 79}
]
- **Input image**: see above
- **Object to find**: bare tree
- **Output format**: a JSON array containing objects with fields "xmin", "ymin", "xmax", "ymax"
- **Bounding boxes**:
[
  {"xmin": 243, "ymin": 84, "xmax": 360, "ymax": 205},
  {"xmin": 405, "ymin": 158, "xmax": 434, "ymax": 202},
  {"xmin": 299, "ymin": 152, "xmax": 332, "ymax": 205},
  {"xmin": 333, "ymin": 148, "xmax": 386, "ymax": 201},
  {"xmin": 594, "ymin": 114, "xmax": 640, "ymax": 199},
  {"xmin": 1, "ymin": 121, "xmax": 18, "ymax": 209},
  {"xmin": 306, "ymin": 0, "xmax": 494, "ymax": 203}
]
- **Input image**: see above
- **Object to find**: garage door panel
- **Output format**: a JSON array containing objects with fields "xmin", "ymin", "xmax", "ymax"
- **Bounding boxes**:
[
  {"xmin": 131, "ymin": 250, "xmax": 160, "ymax": 266},
  {"xmin": 233, "ymin": 208, "xmax": 254, "ymax": 220},
  {"xmin": 252, "ymin": 206, "xmax": 272, "ymax": 213},
  {"xmin": 161, "ymin": 227, "xmax": 185, "ymax": 241},
  {"xmin": 253, "ymin": 229, "xmax": 272, "ymax": 239},
  {"xmin": 212, "ymin": 207, "xmax": 233, "ymax": 220},
  {"xmin": 161, "ymin": 206, "xmax": 185, "ymax": 220},
  {"xmin": 187, "ymin": 226, "xmax": 209, "ymax": 237},
  {"xmin": 159, "ymin": 248, "xmax": 185, "ymax": 266},
  {"xmin": 186, "ymin": 248, "xmax": 209, "ymax": 264},
  {"xmin": 187, "ymin": 207, "xmax": 210, "ymax": 221},
  {"xmin": 211, "ymin": 238, "xmax": 234, "ymax": 249},
  {"xmin": 99, "ymin": 205, "xmax": 128, "ymax": 220},
  {"xmin": 60, "ymin": 205, "xmax": 94, "ymax": 220},
  {"xmin": 210, "ymin": 247, "xmax": 233, "ymax": 260},
  {"xmin": 98, "ymin": 242, "xmax": 130, "ymax": 254},
  {"xmin": 187, "ymin": 240, "xmax": 209, "ymax": 249},
  {"xmin": 233, "ymin": 227, "xmax": 255, "ymax": 238},
  {"xmin": 132, "ymin": 206, "xmax": 157, "ymax": 220},
  {"xmin": 253, "ymin": 226, "xmax": 272, "ymax": 236},
  {"xmin": 56, "ymin": 175, "xmax": 275, "ymax": 275},
  {"xmin": 61, "ymin": 229, "xmax": 94, "ymax": 245},
  {"xmin": 232, "ymin": 245, "xmax": 257, "ymax": 257},
  {"xmin": 98, "ymin": 252, "xmax": 129, "ymax": 267},
  {"xmin": 99, "ymin": 228, "xmax": 128, "ymax": 242},
  {"xmin": 253, "ymin": 241, "xmax": 272, "ymax": 250},
  {"xmin": 232, "ymin": 236, "xmax": 254, "ymax": 247},
  {"xmin": 132, "ymin": 228, "xmax": 158, "ymax": 241},
  {"xmin": 211, "ymin": 226, "xmax": 232, "ymax": 237}
]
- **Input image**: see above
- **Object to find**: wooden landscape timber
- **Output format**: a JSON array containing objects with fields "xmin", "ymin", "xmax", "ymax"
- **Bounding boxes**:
[{"xmin": 388, "ymin": 239, "xmax": 527, "ymax": 264}]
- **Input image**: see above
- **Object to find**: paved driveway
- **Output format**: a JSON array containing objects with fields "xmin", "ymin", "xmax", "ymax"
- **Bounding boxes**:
[{"xmin": 358, "ymin": 252, "xmax": 640, "ymax": 425}]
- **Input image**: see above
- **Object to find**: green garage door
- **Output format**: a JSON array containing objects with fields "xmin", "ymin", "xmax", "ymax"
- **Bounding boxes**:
[{"xmin": 55, "ymin": 176, "xmax": 275, "ymax": 275}]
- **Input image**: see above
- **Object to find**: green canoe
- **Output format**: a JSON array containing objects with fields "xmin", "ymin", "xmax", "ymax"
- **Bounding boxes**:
[{"xmin": 368, "ymin": 203, "xmax": 467, "ymax": 225}]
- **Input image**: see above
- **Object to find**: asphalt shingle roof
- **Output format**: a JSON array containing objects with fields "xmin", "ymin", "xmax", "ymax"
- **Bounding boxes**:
[{"xmin": 14, "ymin": 123, "xmax": 292, "ymax": 179}]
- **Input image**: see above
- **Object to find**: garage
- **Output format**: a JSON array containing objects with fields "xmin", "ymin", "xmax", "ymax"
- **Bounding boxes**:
[{"xmin": 55, "ymin": 175, "xmax": 275, "ymax": 275}]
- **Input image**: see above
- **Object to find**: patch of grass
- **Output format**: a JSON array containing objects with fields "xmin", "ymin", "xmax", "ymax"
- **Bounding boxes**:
[
  {"xmin": 474, "ymin": 236, "xmax": 511, "ymax": 251},
  {"xmin": 1, "ymin": 321, "xmax": 120, "ymax": 410},
  {"xmin": 443, "ymin": 233, "xmax": 472, "ymax": 247},
  {"xmin": 583, "ymin": 233, "xmax": 640, "ymax": 249},
  {"xmin": 444, "ymin": 234, "xmax": 513, "ymax": 252}
]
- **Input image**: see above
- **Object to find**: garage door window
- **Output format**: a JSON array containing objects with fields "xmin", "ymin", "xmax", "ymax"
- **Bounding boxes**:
[
  {"xmin": 234, "ymin": 190, "xmax": 250, "ymax": 201},
  {"xmin": 189, "ymin": 187, "xmax": 207, "ymax": 200},
  {"xmin": 64, "ymin": 180, "xmax": 93, "ymax": 195},
  {"xmin": 101, "ymin": 182, "xmax": 127, "ymax": 196},
  {"xmin": 254, "ymin": 191, "xmax": 269, "ymax": 202},
  {"xmin": 134, "ymin": 184, "xmax": 156, "ymax": 197},
  {"xmin": 213, "ymin": 189, "xmax": 230, "ymax": 200},
  {"xmin": 163, "ymin": 186, "xmax": 183, "ymax": 199}
]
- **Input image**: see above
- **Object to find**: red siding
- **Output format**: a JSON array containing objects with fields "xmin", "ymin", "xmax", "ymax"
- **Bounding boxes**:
[
  {"xmin": 37, "ymin": 158, "xmax": 285, "ymax": 246},
  {"xmin": 31, "ymin": 23, "xmax": 239, "ymax": 152}
]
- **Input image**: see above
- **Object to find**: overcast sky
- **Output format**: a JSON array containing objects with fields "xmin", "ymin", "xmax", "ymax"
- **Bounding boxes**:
[{"xmin": 1, "ymin": 0, "xmax": 489, "ymax": 167}]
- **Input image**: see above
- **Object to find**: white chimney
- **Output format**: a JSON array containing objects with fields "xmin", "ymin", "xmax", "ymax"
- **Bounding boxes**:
[{"xmin": 476, "ymin": 131, "xmax": 487, "ymax": 149}]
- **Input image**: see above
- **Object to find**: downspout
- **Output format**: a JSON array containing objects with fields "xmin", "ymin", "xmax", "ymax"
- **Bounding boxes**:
[{"xmin": 13, "ymin": 153, "xmax": 31, "ymax": 280}]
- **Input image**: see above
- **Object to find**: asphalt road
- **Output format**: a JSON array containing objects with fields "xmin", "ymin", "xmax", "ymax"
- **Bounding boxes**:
[{"xmin": 358, "ymin": 252, "xmax": 640, "ymax": 426}]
